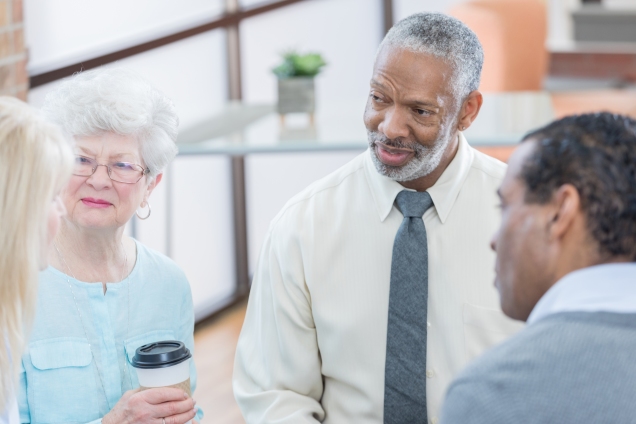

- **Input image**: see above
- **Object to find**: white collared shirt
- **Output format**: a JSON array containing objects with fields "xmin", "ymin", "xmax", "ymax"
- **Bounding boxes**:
[
  {"xmin": 234, "ymin": 134, "xmax": 524, "ymax": 424},
  {"xmin": 527, "ymin": 263, "xmax": 636, "ymax": 326}
]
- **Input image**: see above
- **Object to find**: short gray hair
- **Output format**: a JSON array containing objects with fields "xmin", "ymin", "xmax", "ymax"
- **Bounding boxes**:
[
  {"xmin": 379, "ymin": 12, "xmax": 484, "ymax": 102},
  {"xmin": 42, "ymin": 67, "xmax": 179, "ymax": 178}
]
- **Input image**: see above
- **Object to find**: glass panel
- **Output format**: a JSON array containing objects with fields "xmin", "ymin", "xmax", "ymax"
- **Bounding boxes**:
[
  {"xmin": 239, "ymin": 0, "xmax": 277, "ymax": 7},
  {"xmin": 29, "ymin": 30, "xmax": 228, "ymax": 130},
  {"xmin": 246, "ymin": 151, "xmax": 364, "ymax": 275},
  {"xmin": 240, "ymin": 0, "xmax": 383, "ymax": 105},
  {"xmin": 172, "ymin": 156, "xmax": 236, "ymax": 320},
  {"xmin": 25, "ymin": 0, "xmax": 225, "ymax": 73}
]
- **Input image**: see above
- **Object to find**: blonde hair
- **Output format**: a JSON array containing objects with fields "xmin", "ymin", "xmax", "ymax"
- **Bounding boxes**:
[{"xmin": 0, "ymin": 97, "xmax": 74, "ymax": 413}]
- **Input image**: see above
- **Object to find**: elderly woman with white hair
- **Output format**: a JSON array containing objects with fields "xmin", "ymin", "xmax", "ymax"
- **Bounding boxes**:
[{"xmin": 18, "ymin": 69, "xmax": 202, "ymax": 424}]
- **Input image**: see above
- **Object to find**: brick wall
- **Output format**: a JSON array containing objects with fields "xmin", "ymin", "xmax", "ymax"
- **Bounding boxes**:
[
  {"xmin": 0, "ymin": 0, "xmax": 26, "ymax": 100},
  {"xmin": 550, "ymin": 52, "xmax": 636, "ymax": 82}
]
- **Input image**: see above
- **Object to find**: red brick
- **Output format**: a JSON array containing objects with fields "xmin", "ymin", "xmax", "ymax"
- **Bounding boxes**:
[
  {"xmin": 596, "ymin": 54, "xmax": 632, "ymax": 66},
  {"xmin": 14, "ymin": 57, "xmax": 27, "ymax": 85},
  {"xmin": 0, "ymin": 1, "xmax": 7, "ymax": 27},
  {"xmin": 12, "ymin": 0, "xmax": 21, "ymax": 23},
  {"xmin": 0, "ymin": 63, "xmax": 14, "ymax": 90},
  {"xmin": 550, "ymin": 51, "xmax": 636, "ymax": 80},
  {"xmin": 15, "ymin": 87, "xmax": 26, "ymax": 101},
  {"xmin": 12, "ymin": 27, "xmax": 23, "ymax": 54},
  {"xmin": 0, "ymin": 31, "xmax": 10, "ymax": 59}
]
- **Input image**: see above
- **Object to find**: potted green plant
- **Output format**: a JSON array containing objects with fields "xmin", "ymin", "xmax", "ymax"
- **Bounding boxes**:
[{"xmin": 273, "ymin": 51, "xmax": 326, "ymax": 120}]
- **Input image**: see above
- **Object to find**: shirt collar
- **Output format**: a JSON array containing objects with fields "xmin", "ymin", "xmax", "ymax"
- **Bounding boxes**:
[
  {"xmin": 527, "ymin": 263, "xmax": 636, "ymax": 325},
  {"xmin": 363, "ymin": 132, "xmax": 474, "ymax": 223}
]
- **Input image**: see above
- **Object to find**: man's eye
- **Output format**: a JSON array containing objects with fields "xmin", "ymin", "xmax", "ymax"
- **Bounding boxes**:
[
  {"xmin": 371, "ymin": 94, "xmax": 383, "ymax": 102},
  {"xmin": 415, "ymin": 109, "xmax": 431, "ymax": 116}
]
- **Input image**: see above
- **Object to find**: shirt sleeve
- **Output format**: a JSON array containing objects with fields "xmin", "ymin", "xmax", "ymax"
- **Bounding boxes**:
[
  {"xmin": 177, "ymin": 272, "xmax": 204, "ymax": 422},
  {"xmin": 233, "ymin": 224, "xmax": 325, "ymax": 423},
  {"xmin": 17, "ymin": 359, "xmax": 30, "ymax": 424}
]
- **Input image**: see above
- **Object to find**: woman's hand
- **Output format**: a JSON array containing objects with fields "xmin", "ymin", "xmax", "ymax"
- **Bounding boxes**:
[{"xmin": 102, "ymin": 388, "xmax": 197, "ymax": 424}]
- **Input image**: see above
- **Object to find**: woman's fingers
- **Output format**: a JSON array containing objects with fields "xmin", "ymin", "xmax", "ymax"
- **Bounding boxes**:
[
  {"xmin": 152, "ymin": 397, "xmax": 196, "ymax": 418},
  {"xmin": 139, "ymin": 387, "xmax": 189, "ymax": 404},
  {"xmin": 162, "ymin": 407, "xmax": 197, "ymax": 424}
]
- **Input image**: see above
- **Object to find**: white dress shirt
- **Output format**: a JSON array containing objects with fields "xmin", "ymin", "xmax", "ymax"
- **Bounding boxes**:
[
  {"xmin": 527, "ymin": 263, "xmax": 636, "ymax": 325},
  {"xmin": 234, "ymin": 134, "xmax": 524, "ymax": 424}
]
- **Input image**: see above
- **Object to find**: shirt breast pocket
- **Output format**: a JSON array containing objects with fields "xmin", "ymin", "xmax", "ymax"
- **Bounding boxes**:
[
  {"xmin": 28, "ymin": 337, "xmax": 100, "ymax": 423},
  {"xmin": 462, "ymin": 303, "xmax": 525, "ymax": 363},
  {"xmin": 124, "ymin": 330, "xmax": 175, "ymax": 389}
]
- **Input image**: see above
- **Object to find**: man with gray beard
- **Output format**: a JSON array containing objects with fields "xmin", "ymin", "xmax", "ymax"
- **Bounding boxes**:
[{"xmin": 234, "ymin": 12, "xmax": 522, "ymax": 424}]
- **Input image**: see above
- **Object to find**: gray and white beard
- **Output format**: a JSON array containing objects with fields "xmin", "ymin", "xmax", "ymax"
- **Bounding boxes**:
[{"xmin": 367, "ymin": 130, "xmax": 450, "ymax": 182}]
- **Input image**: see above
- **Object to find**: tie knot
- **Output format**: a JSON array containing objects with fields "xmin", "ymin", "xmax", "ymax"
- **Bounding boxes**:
[{"xmin": 396, "ymin": 190, "xmax": 434, "ymax": 218}]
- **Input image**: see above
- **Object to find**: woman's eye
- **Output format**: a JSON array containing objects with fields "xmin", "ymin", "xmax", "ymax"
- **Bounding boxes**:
[
  {"xmin": 113, "ymin": 162, "xmax": 134, "ymax": 170},
  {"xmin": 76, "ymin": 156, "xmax": 91, "ymax": 164}
]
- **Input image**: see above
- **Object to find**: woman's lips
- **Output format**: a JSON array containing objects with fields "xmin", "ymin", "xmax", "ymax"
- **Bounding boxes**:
[
  {"xmin": 375, "ymin": 143, "xmax": 415, "ymax": 167},
  {"xmin": 81, "ymin": 198, "xmax": 112, "ymax": 209}
]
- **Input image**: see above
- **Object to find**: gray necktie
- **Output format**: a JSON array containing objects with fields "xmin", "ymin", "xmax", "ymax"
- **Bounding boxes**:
[{"xmin": 384, "ymin": 190, "xmax": 434, "ymax": 424}]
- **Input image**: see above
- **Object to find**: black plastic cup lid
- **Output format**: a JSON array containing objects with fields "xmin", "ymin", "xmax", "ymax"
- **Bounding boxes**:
[{"xmin": 131, "ymin": 340, "xmax": 192, "ymax": 369}]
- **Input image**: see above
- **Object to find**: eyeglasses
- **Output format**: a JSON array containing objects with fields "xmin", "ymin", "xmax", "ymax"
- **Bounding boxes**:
[{"xmin": 73, "ymin": 155, "xmax": 150, "ymax": 184}]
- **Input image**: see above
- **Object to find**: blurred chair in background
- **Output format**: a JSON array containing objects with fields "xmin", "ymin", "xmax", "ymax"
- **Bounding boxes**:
[
  {"xmin": 449, "ymin": 0, "xmax": 548, "ymax": 92},
  {"xmin": 450, "ymin": 0, "xmax": 636, "ymax": 162}
]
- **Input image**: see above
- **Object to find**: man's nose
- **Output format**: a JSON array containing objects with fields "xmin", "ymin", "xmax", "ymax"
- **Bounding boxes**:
[{"xmin": 378, "ymin": 107, "xmax": 410, "ymax": 141}]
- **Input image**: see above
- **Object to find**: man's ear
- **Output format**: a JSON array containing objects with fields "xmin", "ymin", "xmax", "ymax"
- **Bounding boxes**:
[
  {"xmin": 547, "ymin": 184, "xmax": 581, "ymax": 241},
  {"xmin": 457, "ymin": 90, "xmax": 483, "ymax": 131}
]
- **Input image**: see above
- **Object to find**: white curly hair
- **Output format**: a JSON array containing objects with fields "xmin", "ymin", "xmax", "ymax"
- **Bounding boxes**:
[{"xmin": 42, "ymin": 67, "xmax": 179, "ymax": 178}]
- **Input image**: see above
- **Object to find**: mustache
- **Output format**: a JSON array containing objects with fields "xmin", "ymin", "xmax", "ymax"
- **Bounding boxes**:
[{"xmin": 367, "ymin": 131, "xmax": 418, "ymax": 150}]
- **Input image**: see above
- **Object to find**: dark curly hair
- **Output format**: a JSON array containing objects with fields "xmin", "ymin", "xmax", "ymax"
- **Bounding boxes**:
[{"xmin": 521, "ymin": 112, "xmax": 636, "ymax": 261}]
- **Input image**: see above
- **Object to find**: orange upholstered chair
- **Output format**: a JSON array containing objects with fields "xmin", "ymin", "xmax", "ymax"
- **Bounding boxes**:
[
  {"xmin": 449, "ymin": 0, "xmax": 548, "ymax": 92},
  {"xmin": 449, "ymin": 0, "xmax": 636, "ymax": 163}
]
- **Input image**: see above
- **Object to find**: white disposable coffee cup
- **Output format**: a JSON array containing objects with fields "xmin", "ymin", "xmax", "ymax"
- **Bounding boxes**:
[{"xmin": 131, "ymin": 341, "xmax": 193, "ymax": 424}]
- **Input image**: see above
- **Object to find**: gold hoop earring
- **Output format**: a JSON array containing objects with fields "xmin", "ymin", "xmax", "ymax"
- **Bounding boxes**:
[{"xmin": 136, "ymin": 203, "xmax": 151, "ymax": 220}]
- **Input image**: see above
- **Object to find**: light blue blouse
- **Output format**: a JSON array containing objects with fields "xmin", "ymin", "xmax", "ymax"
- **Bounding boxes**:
[{"xmin": 18, "ymin": 240, "xmax": 203, "ymax": 423}]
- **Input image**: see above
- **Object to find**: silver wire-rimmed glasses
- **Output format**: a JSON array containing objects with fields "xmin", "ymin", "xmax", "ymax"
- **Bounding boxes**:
[{"xmin": 73, "ymin": 155, "xmax": 150, "ymax": 184}]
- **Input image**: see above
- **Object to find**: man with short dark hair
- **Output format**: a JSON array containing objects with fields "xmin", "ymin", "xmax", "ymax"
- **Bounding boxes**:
[{"xmin": 441, "ymin": 112, "xmax": 636, "ymax": 423}]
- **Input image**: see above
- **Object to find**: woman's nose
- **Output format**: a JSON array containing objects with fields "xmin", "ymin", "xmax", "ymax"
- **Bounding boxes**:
[{"xmin": 86, "ymin": 164, "xmax": 112, "ymax": 188}]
